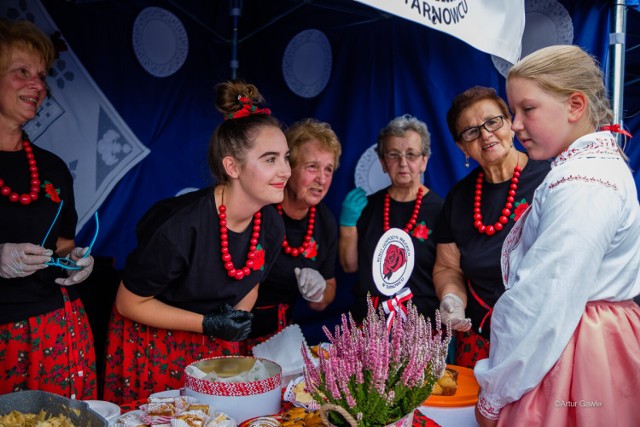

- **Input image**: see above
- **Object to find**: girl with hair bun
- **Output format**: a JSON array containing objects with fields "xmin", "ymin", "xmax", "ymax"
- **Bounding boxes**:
[{"xmin": 103, "ymin": 80, "xmax": 291, "ymax": 403}]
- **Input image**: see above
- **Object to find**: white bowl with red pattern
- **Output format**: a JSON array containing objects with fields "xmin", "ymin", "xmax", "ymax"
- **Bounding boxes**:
[{"xmin": 184, "ymin": 356, "xmax": 282, "ymax": 423}]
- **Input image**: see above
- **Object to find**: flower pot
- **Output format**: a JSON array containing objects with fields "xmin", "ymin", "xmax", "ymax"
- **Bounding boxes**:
[{"xmin": 319, "ymin": 403, "xmax": 414, "ymax": 427}]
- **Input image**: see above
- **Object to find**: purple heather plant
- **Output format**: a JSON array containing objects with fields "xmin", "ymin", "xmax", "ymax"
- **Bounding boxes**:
[{"xmin": 302, "ymin": 296, "xmax": 451, "ymax": 427}]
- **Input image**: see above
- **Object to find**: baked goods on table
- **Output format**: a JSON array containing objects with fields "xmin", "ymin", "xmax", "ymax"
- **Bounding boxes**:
[
  {"xmin": 431, "ymin": 367, "xmax": 459, "ymax": 396},
  {"xmin": 307, "ymin": 343, "xmax": 331, "ymax": 360},
  {"xmin": 241, "ymin": 407, "xmax": 323, "ymax": 427},
  {"xmin": 282, "ymin": 377, "xmax": 320, "ymax": 411},
  {"xmin": 115, "ymin": 396, "xmax": 235, "ymax": 427}
]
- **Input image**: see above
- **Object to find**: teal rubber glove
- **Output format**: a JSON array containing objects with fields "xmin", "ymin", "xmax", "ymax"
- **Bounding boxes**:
[{"xmin": 340, "ymin": 187, "xmax": 368, "ymax": 226}]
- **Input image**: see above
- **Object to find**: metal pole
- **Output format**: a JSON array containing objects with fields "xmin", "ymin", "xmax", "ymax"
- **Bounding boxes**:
[
  {"xmin": 230, "ymin": 0, "xmax": 242, "ymax": 79},
  {"xmin": 608, "ymin": 0, "xmax": 627, "ymax": 145}
]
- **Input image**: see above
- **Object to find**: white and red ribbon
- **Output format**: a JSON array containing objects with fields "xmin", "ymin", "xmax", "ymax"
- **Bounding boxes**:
[{"xmin": 381, "ymin": 288, "xmax": 413, "ymax": 332}]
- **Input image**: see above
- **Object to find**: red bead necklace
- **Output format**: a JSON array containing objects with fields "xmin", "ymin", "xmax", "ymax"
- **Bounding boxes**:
[
  {"xmin": 383, "ymin": 187, "xmax": 424, "ymax": 232},
  {"xmin": 218, "ymin": 203, "xmax": 262, "ymax": 281},
  {"xmin": 0, "ymin": 139, "xmax": 41, "ymax": 205},
  {"xmin": 473, "ymin": 166, "xmax": 521, "ymax": 236},
  {"xmin": 277, "ymin": 204, "xmax": 315, "ymax": 257}
]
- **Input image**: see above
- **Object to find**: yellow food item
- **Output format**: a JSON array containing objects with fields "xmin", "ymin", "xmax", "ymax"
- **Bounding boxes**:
[
  {"xmin": 175, "ymin": 411, "xmax": 206, "ymax": 427},
  {"xmin": 0, "ymin": 410, "xmax": 75, "ymax": 427},
  {"xmin": 186, "ymin": 405, "xmax": 209, "ymax": 416},
  {"xmin": 145, "ymin": 401, "xmax": 175, "ymax": 416},
  {"xmin": 431, "ymin": 368, "xmax": 458, "ymax": 396},
  {"xmin": 279, "ymin": 408, "xmax": 323, "ymax": 427},
  {"xmin": 308, "ymin": 346, "xmax": 329, "ymax": 360},
  {"xmin": 292, "ymin": 381, "xmax": 313, "ymax": 405}
]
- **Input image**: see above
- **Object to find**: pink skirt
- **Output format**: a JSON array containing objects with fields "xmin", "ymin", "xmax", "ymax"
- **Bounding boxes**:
[{"xmin": 498, "ymin": 300, "xmax": 640, "ymax": 427}]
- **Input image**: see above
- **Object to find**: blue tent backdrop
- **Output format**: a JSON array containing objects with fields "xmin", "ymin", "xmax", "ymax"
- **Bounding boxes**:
[{"xmin": 9, "ymin": 0, "xmax": 640, "ymax": 343}]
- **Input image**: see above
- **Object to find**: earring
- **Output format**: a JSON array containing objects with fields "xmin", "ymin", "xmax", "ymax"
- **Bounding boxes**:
[{"xmin": 464, "ymin": 156, "xmax": 470, "ymax": 168}]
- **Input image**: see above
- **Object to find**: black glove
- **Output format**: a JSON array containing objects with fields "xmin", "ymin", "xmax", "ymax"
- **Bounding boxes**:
[{"xmin": 202, "ymin": 304, "xmax": 253, "ymax": 342}]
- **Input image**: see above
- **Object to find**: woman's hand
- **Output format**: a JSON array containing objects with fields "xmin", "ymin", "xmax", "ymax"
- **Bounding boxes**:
[
  {"xmin": 339, "ymin": 187, "xmax": 368, "ymax": 226},
  {"xmin": 55, "ymin": 247, "xmax": 95, "ymax": 286},
  {"xmin": 294, "ymin": 267, "xmax": 326, "ymax": 302},
  {"xmin": 475, "ymin": 405, "xmax": 498, "ymax": 427},
  {"xmin": 439, "ymin": 293, "xmax": 472, "ymax": 331},
  {"xmin": 0, "ymin": 243, "xmax": 52, "ymax": 279},
  {"xmin": 202, "ymin": 304, "xmax": 253, "ymax": 341}
]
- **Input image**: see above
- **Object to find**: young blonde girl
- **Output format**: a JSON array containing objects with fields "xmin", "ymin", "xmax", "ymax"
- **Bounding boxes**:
[{"xmin": 474, "ymin": 45, "xmax": 640, "ymax": 426}]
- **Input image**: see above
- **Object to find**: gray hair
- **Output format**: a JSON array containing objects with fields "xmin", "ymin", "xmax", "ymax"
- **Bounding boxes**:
[{"xmin": 375, "ymin": 114, "xmax": 432, "ymax": 157}]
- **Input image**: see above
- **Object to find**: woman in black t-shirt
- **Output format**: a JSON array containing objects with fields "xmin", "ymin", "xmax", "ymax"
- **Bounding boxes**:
[
  {"xmin": 249, "ymin": 118, "xmax": 341, "ymax": 345},
  {"xmin": 432, "ymin": 86, "xmax": 550, "ymax": 368},
  {"xmin": 339, "ymin": 114, "xmax": 444, "ymax": 324},
  {"xmin": 0, "ymin": 20, "xmax": 96, "ymax": 399},
  {"xmin": 103, "ymin": 81, "xmax": 291, "ymax": 403}
]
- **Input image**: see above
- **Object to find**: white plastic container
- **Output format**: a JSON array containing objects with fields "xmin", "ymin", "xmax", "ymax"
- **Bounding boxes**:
[{"xmin": 183, "ymin": 356, "xmax": 282, "ymax": 423}]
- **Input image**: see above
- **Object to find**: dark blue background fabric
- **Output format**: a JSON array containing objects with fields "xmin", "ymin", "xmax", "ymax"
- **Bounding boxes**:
[{"xmin": 36, "ymin": 0, "xmax": 639, "ymax": 343}]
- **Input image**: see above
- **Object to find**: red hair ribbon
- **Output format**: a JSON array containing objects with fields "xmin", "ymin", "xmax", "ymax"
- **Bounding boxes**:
[
  {"xmin": 225, "ymin": 96, "xmax": 271, "ymax": 120},
  {"xmin": 381, "ymin": 287, "xmax": 413, "ymax": 332},
  {"xmin": 601, "ymin": 124, "xmax": 633, "ymax": 138}
]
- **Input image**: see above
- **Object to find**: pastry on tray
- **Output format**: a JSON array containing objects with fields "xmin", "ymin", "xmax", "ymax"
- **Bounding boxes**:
[{"xmin": 431, "ymin": 367, "xmax": 458, "ymax": 396}]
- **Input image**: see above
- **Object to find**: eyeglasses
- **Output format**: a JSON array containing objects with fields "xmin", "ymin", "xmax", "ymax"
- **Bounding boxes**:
[
  {"xmin": 458, "ymin": 115, "xmax": 505, "ymax": 142},
  {"xmin": 41, "ymin": 200, "xmax": 100, "ymax": 270},
  {"xmin": 382, "ymin": 151, "xmax": 424, "ymax": 163}
]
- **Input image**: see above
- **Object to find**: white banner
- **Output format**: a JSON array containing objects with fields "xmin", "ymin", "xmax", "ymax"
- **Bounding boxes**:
[
  {"xmin": 353, "ymin": 0, "xmax": 525, "ymax": 63},
  {"xmin": 1, "ymin": 0, "xmax": 150, "ymax": 231}
]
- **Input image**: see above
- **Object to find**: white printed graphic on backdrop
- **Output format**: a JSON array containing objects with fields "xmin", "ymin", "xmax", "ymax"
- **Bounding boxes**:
[
  {"xmin": 491, "ymin": 0, "xmax": 573, "ymax": 77},
  {"xmin": 2, "ymin": 0, "xmax": 150, "ymax": 231},
  {"xmin": 282, "ymin": 29, "xmax": 332, "ymax": 98},
  {"xmin": 132, "ymin": 7, "xmax": 189, "ymax": 78}
]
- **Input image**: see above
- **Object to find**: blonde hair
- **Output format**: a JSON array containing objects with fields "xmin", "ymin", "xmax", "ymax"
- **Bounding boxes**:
[
  {"xmin": 507, "ymin": 45, "xmax": 612, "ymax": 129},
  {"xmin": 285, "ymin": 118, "xmax": 341, "ymax": 169},
  {"xmin": 0, "ymin": 20, "xmax": 55, "ymax": 73}
]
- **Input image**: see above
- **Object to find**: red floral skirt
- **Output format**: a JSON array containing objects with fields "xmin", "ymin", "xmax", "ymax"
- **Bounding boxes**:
[
  {"xmin": 102, "ymin": 308, "xmax": 245, "ymax": 404},
  {"xmin": 0, "ymin": 290, "xmax": 97, "ymax": 399},
  {"xmin": 454, "ymin": 329, "xmax": 490, "ymax": 368}
]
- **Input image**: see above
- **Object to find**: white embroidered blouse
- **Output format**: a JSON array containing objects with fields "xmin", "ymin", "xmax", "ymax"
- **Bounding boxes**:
[{"xmin": 474, "ymin": 132, "xmax": 640, "ymax": 419}]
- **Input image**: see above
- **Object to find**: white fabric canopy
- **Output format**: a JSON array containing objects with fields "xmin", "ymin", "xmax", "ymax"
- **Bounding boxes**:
[{"xmin": 353, "ymin": 0, "xmax": 525, "ymax": 63}]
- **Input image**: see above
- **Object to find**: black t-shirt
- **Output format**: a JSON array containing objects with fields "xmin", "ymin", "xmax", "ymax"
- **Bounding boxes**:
[
  {"xmin": 0, "ymin": 144, "xmax": 78, "ymax": 324},
  {"xmin": 250, "ymin": 202, "xmax": 337, "ymax": 337},
  {"xmin": 353, "ymin": 188, "xmax": 444, "ymax": 322},
  {"xmin": 123, "ymin": 187, "xmax": 285, "ymax": 313},
  {"xmin": 432, "ymin": 159, "xmax": 551, "ymax": 339}
]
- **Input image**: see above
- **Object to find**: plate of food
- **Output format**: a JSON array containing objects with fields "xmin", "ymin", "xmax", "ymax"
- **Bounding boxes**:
[
  {"xmin": 423, "ymin": 364, "xmax": 479, "ymax": 407},
  {"xmin": 238, "ymin": 414, "xmax": 281, "ymax": 427},
  {"xmin": 113, "ymin": 409, "xmax": 144, "ymax": 426},
  {"xmin": 239, "ymin": 406, "xmax": 323, "ymax": 427}
]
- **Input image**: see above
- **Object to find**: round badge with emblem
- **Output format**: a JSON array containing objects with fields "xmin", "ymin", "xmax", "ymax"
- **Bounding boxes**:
[{"xmin": 371, "ymin": 228, "xmax": 415, "ymax": 296}]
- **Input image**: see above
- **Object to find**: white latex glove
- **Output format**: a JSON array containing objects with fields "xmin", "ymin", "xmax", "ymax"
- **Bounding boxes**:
[
  {"xmin": 294, "ymin": 267, "xmax": 326, "ymax": 303},
  {"xmin": 440, "ymin": 293, "xmax": 472, "ymax": 332},
  {"xmin": 55, "ymin": 247, "xmax": 94, "ymax": 286},
  {"xmin": 0, "ymin": 243, "xmax": 52, "ymax": 279}
]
